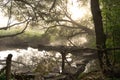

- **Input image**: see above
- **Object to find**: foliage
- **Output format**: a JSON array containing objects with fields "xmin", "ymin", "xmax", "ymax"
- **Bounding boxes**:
[
  {"xmin": 101, "ymin": 1, "xmax": 120, "ymax": 55},
  {"xmin": 17, "ymin": 29, "xmax": 43, "ymax": 42},
  {"xmin": 0, "ymin": 72, "xmax": 14, "ymax": 80},
  {"xmin": 0, "ymin": 29, "xmax": 20, "ymax": 36},
  {"xmin": 0, "ymin": 73, "xmax": 6, "ymax": 80},
  {"xmin": 101, "ymin": 0, "xmax": 120, "ymax": 48},
  {"xmin": 106, "ymin": 77, "xmax": 120, "ymax": 80},
  {"xmin": 100, "ymin": 0, "xmax": 120, "ymax": 78}
]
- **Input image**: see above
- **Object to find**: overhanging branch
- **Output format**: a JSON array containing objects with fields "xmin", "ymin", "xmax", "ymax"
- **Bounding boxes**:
[
  {"xmin": 46, "ymin": 19, "xmax": 94, "ymax": 35},
  {"xmin": 37, "ymin": 45, "xmax": 97, "ymax": 53},
  {"xmin": 0, "ymin": 19, "xmax": 30, "ymax": 30},
  {"xmin": 0, "ymin": 21, "xmax": 29, "ymax": 38}
]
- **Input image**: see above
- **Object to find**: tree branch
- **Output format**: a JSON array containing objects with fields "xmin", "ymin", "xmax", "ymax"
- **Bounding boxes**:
[
  {"xmin": 0, "ymin": 21, "xmax": 30, "ymax": 38},
  {"xmin": 49, "ymin": 0, "xmax": 56, "ymax": 12},
  {"xmin": 0, "ymin": 19, "xmax": 30, "ymax": 30},
  {"xmin": 46, "ymin": 19, "xmax": 94, "ymax": 35}
]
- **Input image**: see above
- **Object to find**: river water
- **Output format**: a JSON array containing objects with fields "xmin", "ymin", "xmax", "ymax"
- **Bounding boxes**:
[
  {"xmin": 0, "ymin": 47, "xmax": 98, "ymax": 73},
  {"xmin": 0, "ymin": 47, "xmax": 46, "ymax": 69}
]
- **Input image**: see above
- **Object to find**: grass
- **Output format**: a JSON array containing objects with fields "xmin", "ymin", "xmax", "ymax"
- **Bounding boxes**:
[
  {"xmin": 0, "ymin": 28, "xmax": 46, "ymax": 48},
  {"xmin": 0, "ymin": 28, "xmax": 43, "ymax": 40},
  {"xmin": 17, "ymin": 29, "xmax": 43, "ymax": 40},
  {"xmin": 0, "ymin": 28, "xmax": 20, "ymax": 36}
]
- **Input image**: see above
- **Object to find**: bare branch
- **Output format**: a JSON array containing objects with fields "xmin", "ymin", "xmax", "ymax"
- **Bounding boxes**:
[
  {"xmin": 65, "ymin": 14, "xmax": 94, "ymax": 35},
  {"xmin": 46, "ymin": 18, "xmax": 94, "ymax": 35},
  {"xmin": 6, "ymin": 1, "xmax": 13, "ymax": 28},
  {"xmin": 0, "ymin": 19, "xmax": 30, "ymax": 30},
  {"xmin": 0, "ymin": 21, "xmax": 30, "ymax": 38},
  {"xmin": 67, "ymin": 38, "xmax": 78, "ymax": 47},
  {"xmin": 14, "ymin": 0, "xmax": 37, "ymax": 21},
  {"xmin": 44, "ymin": 24, "xmax": 93, "ymax": 37},
  {"xmin": 67, "ymin": 32, "xmax": 86, "ymax": 38},
  {"xmin": 0, "ymin": 60, "xmax": 27, "ymax": 67},
  {"xmin": 14, "ymin": 0, "xmax": 30, "ymax": 5},
  {"xmin": 49, "ymin": 0, "xmax": 56, "ymax": 12}
]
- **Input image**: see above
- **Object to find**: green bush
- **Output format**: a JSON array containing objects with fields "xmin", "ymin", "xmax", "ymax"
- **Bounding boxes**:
[
  {"xmin": 107, "ymin": 77, "xmax": 120, "ymax": 80},
  {"xmin": 0, "ymin": 73, "xmax": 6, "ymax": 80},
  {"xmin": 0, "ymin": 72, "xmax": 14, "ymax": 80}
]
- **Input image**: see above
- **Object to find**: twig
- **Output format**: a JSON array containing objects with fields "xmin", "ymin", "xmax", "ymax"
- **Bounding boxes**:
[{"xmin": 49, "ymin": 0, "xmax": 56, "ymax": 12}]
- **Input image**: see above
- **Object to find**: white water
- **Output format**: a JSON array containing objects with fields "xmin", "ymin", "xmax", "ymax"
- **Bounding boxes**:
[
  {"xmin": 0, "ymin": 47, "xmax": 44, "ymax": 69},
  {"xmin": 0, "ymin": 47, "xmax": 64, "ymax": 69}
]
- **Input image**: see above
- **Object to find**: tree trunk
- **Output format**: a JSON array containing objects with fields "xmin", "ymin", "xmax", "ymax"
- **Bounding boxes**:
[
  {"xmin": 6, "ymin": 54, "xmax": 13, "ymax": 80},
  {"xmin": 61, "ymin": 52, "xmax": 66, "ymax": 73},
  {"xmin": 90, "ymin": 0, "xmax": 110, "ymax": 72}
]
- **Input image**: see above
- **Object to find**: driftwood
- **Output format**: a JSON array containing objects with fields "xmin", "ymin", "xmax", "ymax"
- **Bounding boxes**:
[
  {"xmin": 37, "ymin": 45, "xmax": 97, "ymax": 53},
  {"xmin": 36, "ymin": 45, "xmax": 120, "ymax": 54}
]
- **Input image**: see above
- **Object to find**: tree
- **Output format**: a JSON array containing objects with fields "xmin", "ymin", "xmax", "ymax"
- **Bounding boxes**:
[
  {"xmin": 101, "ymin": 0, "xmax": 120, "ymax": 77},
  {"xmin": 2, "ymin": 0, "xmax": 119, "ymax": 78},
  {"xmin": 0, "ymin": 0, "xmax": 94, "ymax": 46},
  {"xmin": 91, "ymin": 0, "xmax": 114, "ymax": 75},
  {"xmin": 91, "ymin": 0, "xmax": 120, "ymax": 78}
]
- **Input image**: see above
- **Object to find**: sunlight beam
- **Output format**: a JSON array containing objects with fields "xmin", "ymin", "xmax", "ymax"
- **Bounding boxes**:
[{"xmin": 67, "ymin": 0, "xmax": 90, "ymax": 20}]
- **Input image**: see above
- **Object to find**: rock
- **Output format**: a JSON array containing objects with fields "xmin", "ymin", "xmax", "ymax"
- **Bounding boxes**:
[{"xmin": 84, "ymin": 59, "xmax": 99, "ymax": 73}]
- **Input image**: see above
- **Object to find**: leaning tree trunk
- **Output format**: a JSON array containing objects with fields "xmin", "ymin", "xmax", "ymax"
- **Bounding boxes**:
[{"xmin": 90, "ymin": 0, "xmax": 111, "ymax": 74}]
